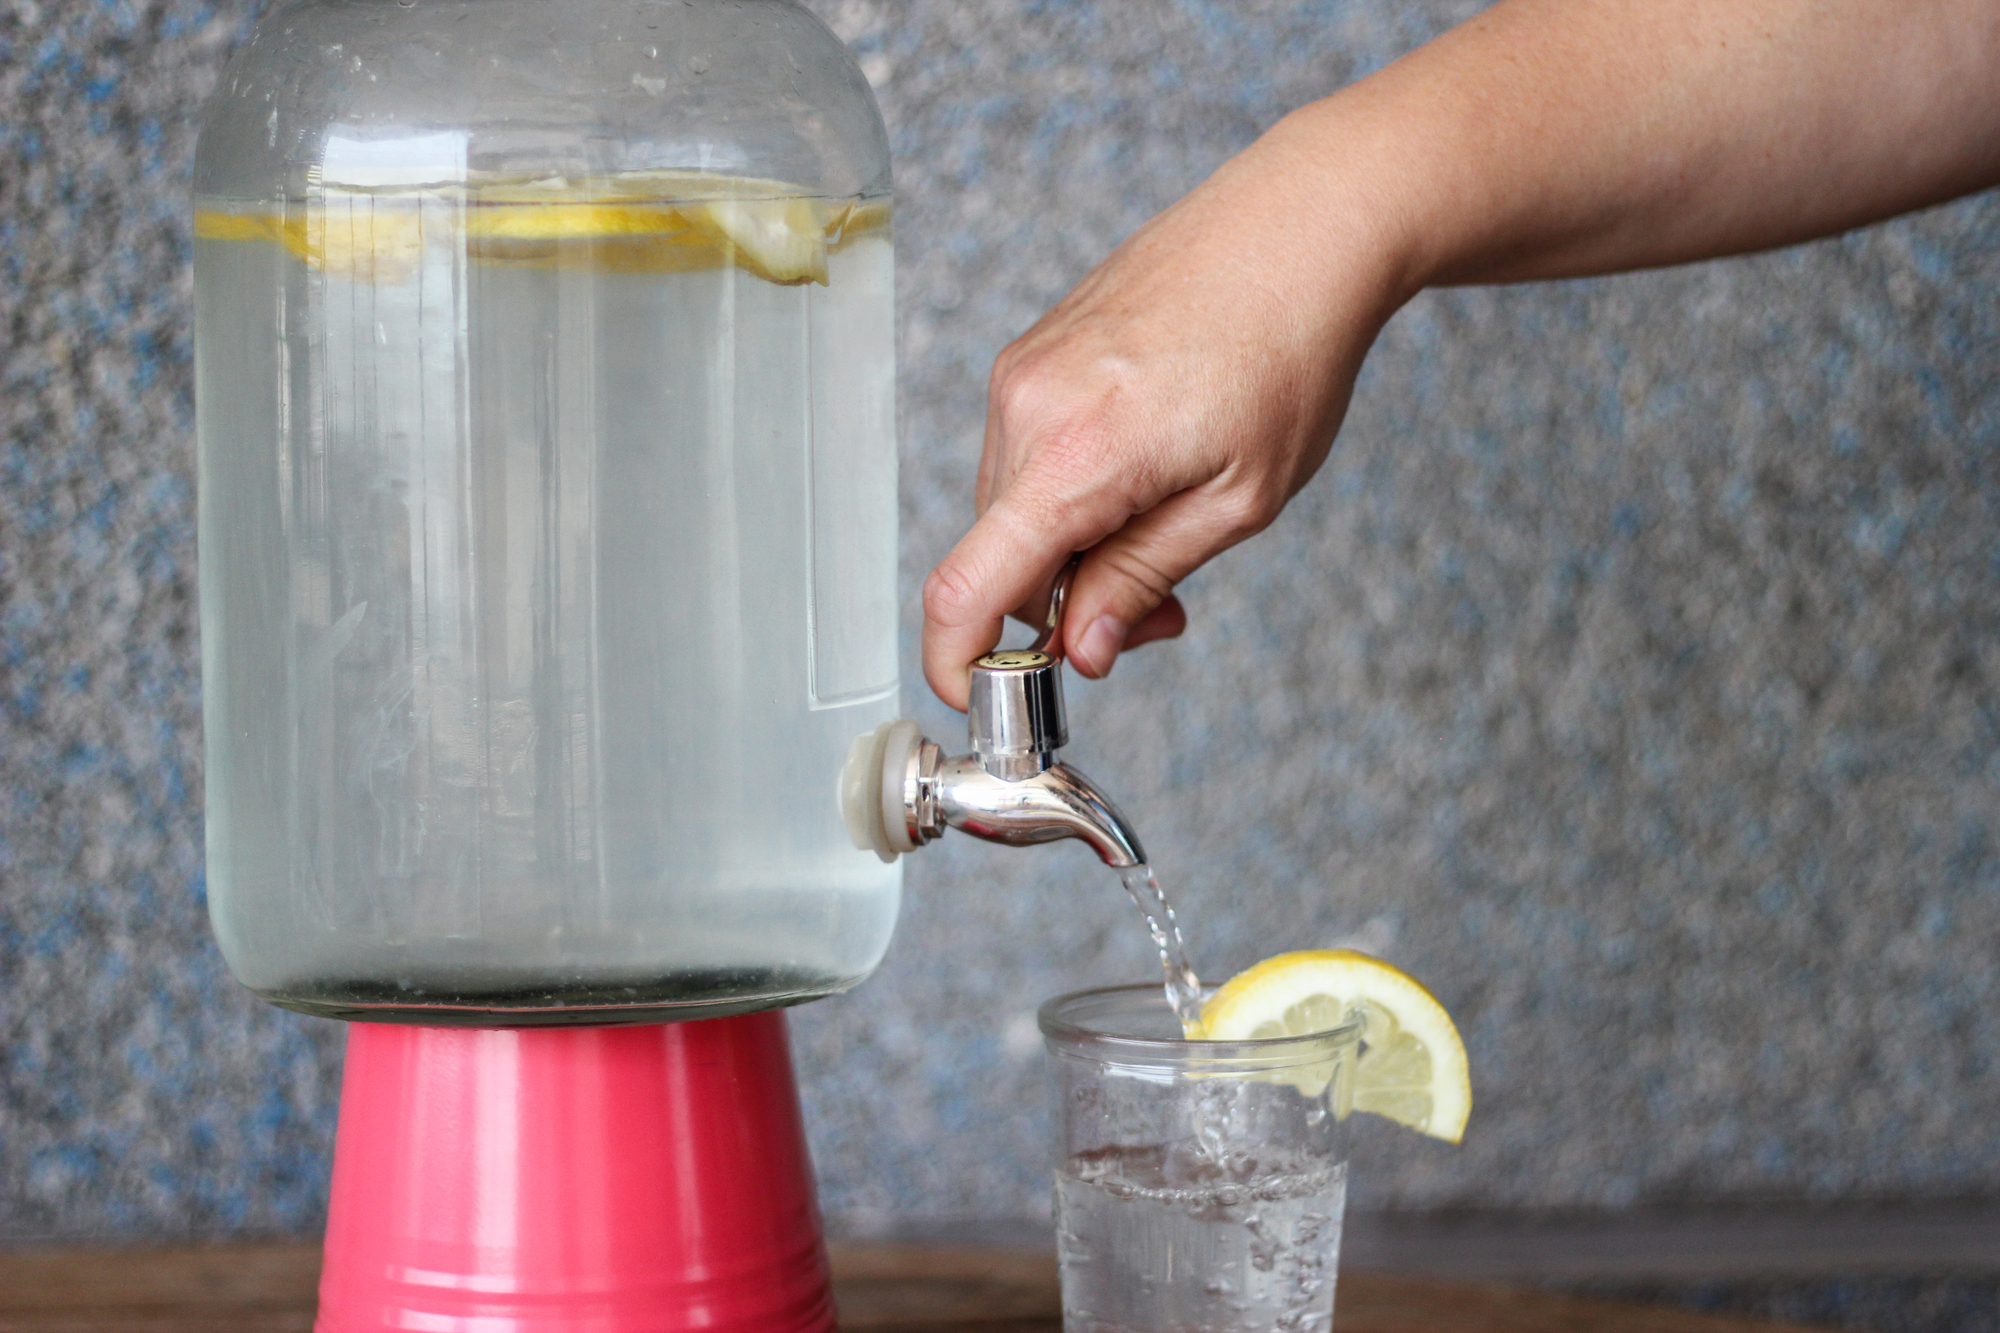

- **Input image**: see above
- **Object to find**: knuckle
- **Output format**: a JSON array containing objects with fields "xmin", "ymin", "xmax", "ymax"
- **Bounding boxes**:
[
  {"xmin": 1212, "ymin": 476, "xmax": 1282, "ymax": 541},
  {"xmin": 922, "ymin": 558, "xmax": 981, "ymax": 626},
  {"xmin": 991, "ymin": 372, "xmax": 1060, "ymax": 443},
  {"xmin": 1096, "ymin": 546, "xmax": 1178, "ymax": 607},
  {"xmin": 990, "ymin": 336, "xmax": 1052, "ymax": 407},
  {"xmin": 992, "ymin": 347, "xmax": 1123, "ymax": 439},
  {"xmin": 987, "ymin": 344, "xmax": 1021, "ymax": 401}
]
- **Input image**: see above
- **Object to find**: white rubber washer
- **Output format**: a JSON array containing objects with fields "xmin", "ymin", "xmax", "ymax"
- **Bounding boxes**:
[
  {"xmin": 840, "ymin": 722, "xmax": 895, "ymax": 860},
  {"xmin": 839, "ymin": 719, "xmax": 923, "ymax": 863}
]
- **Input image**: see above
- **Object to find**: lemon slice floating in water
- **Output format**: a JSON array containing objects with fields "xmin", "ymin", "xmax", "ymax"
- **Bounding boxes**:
[
  {"xmin": 1196, "ymin": 949, "xmax": 1471, "ymax": 1143},
  {"xmin": 194, "ymin": 171, "xmax": 887, "ymax": 287}
]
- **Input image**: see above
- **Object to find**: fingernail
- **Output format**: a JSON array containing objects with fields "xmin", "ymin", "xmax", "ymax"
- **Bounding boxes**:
[{"xmin": 1075, "ymin": 615, "xmax": 1129, "ymax": 677}]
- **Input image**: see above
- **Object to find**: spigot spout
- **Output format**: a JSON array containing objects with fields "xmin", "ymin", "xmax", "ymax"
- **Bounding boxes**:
[{"xmin": 929, "ymin": 752, "xmax": 1147, "ymax": 868}]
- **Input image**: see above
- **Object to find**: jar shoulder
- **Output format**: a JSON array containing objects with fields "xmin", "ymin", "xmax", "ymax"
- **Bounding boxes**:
[{"xmin": 195, "ymin": 0, "xmax": 889, "ymax": 202}]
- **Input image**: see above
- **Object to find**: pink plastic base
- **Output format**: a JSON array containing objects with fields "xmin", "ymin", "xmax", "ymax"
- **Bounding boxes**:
[{"xmin": 316, "ymin": 1012, "xmax": 836, "ymax": 1333}]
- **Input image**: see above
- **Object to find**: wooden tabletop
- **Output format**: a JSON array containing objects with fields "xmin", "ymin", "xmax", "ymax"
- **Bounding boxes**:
[{"xmin": 0, "ymin": 1239, "xmax": 1829, "ymax": 1333}]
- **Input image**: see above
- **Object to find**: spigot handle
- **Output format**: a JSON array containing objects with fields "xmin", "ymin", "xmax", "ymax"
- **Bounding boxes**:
[{"xmin": 1030, "ymin": 555, "xmax": 1081, "ymax": 656}]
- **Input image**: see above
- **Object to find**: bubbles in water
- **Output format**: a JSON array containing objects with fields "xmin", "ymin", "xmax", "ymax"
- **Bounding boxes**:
[{"xmin": 1058, "ymin": 1144, "xmax": 1346, "ymax": 1332}]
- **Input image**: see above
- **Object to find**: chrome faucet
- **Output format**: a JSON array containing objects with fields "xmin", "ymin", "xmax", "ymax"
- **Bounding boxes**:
[{"xmin": 841, "ymin": 559, "xmax": 1147, "ymax": 868}]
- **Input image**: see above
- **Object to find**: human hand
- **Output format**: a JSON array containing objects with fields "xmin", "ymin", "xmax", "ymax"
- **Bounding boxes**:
[{"xmin": 920, "ymin": 115, "xmax": 1414, "ymax": 710}]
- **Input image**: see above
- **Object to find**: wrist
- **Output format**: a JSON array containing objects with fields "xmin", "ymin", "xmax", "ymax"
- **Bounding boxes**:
[
  {"xmin": 1203, "ymin": 96, "xmax": 1439, "ymax": 372},
  {"xmin": 1262, "ymin": 92, "xmax": 1459, "ymax": 303}
]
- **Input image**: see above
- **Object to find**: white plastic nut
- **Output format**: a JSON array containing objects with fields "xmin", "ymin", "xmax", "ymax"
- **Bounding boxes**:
[
  {"xmin": 840, "ymin": 722, "xmax": 893, "ymax": 860},
  {"xmin": 839, "ymin": 719, "xmax": 923, "ymax": 863}
]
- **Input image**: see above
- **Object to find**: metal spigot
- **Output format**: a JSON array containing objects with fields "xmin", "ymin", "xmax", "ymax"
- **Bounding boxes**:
[{"xmin": 841, "ymin": 559, "xmax": 1147, "ymax": 868}]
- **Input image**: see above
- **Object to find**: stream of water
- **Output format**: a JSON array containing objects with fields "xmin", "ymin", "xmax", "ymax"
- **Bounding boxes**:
[{"xmin": 1116, "ymin": 863, "xmax": 1206, "ymax": 1031}]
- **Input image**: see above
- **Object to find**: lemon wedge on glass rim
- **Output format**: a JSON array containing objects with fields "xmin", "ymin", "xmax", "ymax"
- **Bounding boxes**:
[{"xmin": 1194, "ymin": 949, "xmax": 1471, "ymax": 1144}]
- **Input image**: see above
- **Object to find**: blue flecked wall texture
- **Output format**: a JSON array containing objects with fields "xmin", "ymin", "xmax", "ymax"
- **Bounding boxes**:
[{"xmin": 4, "ymin": 0, "xmax": 1999, "ymax": 1241}]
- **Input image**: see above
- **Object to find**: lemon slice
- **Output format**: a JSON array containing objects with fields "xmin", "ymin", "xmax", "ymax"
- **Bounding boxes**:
[
  {"xmin": 680, "ymin": 195, "xmax": 832, "ymax": 284},
  {"xmin": 194, "ymin": 171, "xmax": 887, "ymax": 286},
  {"xmin": 1197, "ymin": 949, "xmax": 1471, "ymax": 1143}
]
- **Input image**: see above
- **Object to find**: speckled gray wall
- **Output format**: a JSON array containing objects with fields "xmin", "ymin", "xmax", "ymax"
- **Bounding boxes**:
[{"xmin": 4, "ymin": 0, "xmax": 1998, "ymax": 1242}]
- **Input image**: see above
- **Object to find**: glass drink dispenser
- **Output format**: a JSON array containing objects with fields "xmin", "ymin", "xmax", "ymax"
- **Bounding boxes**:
[
  {"xmin": 195, "ymin": 8, "xmax": 1147, "ymax": 1326},
  {"xmin": 193, "ymin": 0, "xmax": 899, "ymax": 1026}
]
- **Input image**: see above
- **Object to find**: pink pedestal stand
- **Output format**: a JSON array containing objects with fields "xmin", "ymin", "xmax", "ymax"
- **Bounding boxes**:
[{"xmin": 316, "ymin": 1011, "xmax": 836, "ymax": 1333}]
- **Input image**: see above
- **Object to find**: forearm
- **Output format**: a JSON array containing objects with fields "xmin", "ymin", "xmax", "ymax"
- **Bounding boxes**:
[{"xmin": 1268, "ymin": 0, "xmax": 2000, "ymax": 294}]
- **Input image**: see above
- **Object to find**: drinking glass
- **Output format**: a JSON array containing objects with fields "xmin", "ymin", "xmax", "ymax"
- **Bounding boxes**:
[{"xmin": 1040, "ymin": 985, "xmax": 1360, "ymax": 1333}]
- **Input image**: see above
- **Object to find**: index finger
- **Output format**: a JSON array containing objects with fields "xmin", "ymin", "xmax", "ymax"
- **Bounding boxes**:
[{"xmin": 921, "ymin": 482, "xmax": 1131, "ymax": 710}]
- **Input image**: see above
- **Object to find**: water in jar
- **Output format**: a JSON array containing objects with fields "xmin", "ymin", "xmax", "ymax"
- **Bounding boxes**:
[{"xmin": 193, "ymin": 173, "xmax": 900, "ymax": 1023}]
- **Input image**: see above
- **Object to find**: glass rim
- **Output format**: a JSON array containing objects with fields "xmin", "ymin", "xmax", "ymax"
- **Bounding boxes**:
[{"xmin": 1037, "ymin": 983, "xmax": 1362, "ymax": 1070}]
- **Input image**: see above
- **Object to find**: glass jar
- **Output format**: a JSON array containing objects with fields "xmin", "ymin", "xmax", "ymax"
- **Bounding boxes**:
[{"xmin": 192, "ymin": 0, "xmax": 898, "ymax": 1025}]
